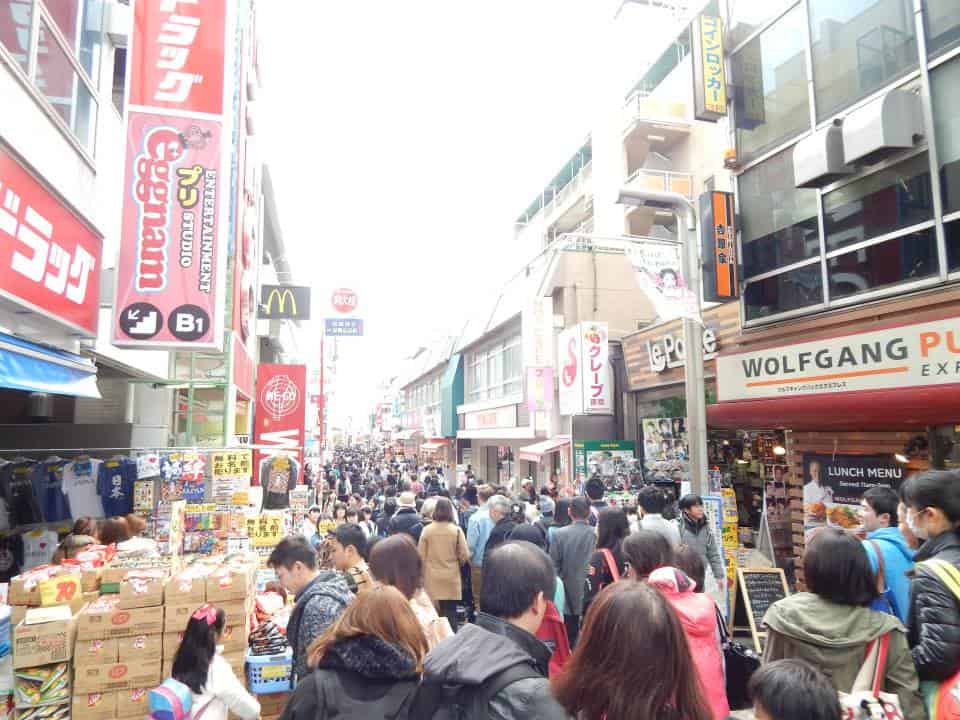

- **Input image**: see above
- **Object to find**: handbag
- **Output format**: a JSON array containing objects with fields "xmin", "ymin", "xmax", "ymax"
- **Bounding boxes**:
[
  {"xmin": 867, "ymin": 540, "xmax": 900, "ymax": 619},
  {"xmin": 917, "ymin": 559, "xmax": 960, "ymax": 720},
  {"xmin": 715, "ymin": 604, "xmax": 760, "ymax": 710},
  {"xmin": 837, "ymin": 633, "xmax": 904, "ymax": 720}
]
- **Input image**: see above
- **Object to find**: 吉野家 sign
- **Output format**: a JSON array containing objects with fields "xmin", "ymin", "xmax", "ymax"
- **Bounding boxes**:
[
  {"xmin": 699, "ymin": 191, "xmax": 738, "ymax": 302},
  {"xmin": 717, "ymin": 315, "xmax": 960, "ymax": 402},
  {"xmin": 112, "ymin": 0, "xmax": 232, "ymax": 350},
  {"xmin": 324, "ymin": 318, "xmax": 363, "ymax": 337},
  {"xmin": 258, "ymin": 285, "xmax": 311, "ymax": 320},
  {"xmin": 0, "ymin": 146, "xmax": 102, "ymax": 337},
  {"xmin": 692, "ymin": 14, "xmax": 727, "ymax": 122}
]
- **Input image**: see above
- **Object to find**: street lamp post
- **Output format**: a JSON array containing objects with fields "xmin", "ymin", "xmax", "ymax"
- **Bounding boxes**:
[{"xmin": 616, "ymin": 188, "xmax": 707, "ymax": 495}]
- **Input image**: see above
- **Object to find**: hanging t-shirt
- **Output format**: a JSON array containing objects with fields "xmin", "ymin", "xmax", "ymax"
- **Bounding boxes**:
[
  {"xmin": 0, "ymin": 534, "xmax": 22, "ymax": 582},
  {"xmin": 260, "ymin": 456, "xmax": 300, "ymax": 510},
  {"xmin": 31, "ymin": 460, "xmax": 71, "ymax": 522},
  {"xmin": 136, "ymin": 453, "xmax": 161, "ymax": 479},
  {"xmin": 63, "ymin": 459, "xmax": 105, "ymax": 519},
  {"xmin": 97, "ymin": 459, "xmax": 137, "ymax": 517},
  {"xmin": 22, "ymin": 529, "xmax": 58, "ymax": 571},
  {"xmin": 3, "ymin": 462, "xmax": 42, "ymax": 527}
]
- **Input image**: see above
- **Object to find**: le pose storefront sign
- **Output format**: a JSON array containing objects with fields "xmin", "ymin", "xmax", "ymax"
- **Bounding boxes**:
[{"xmin": 717, "ymin": 316, "xmax": 960, "ymax": 402}]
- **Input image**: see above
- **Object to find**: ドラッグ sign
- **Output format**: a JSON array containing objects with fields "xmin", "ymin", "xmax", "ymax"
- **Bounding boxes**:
[
  {"xmin": 717, "ymin": 316, "xmax": 960, "ymax": 402},
  {"xmin": 0, "ymin": 146, "xmax": 102, "ymax": 337}
]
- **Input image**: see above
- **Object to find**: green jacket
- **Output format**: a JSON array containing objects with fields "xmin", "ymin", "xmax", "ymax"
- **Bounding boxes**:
[{"xmin": 763, "ymin": 592, "xmax": 923, "ymax": 719}]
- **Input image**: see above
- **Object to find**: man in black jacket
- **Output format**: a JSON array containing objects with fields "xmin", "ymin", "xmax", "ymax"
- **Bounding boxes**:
[
  {"xmin": 483, "ymin": 496, "xmax": 516, "ymax": 565},
  {"xmin": 388, "ymin": 492, "xmax": 424, "ymax": 542},
  {"xmin": 419, "ymin": 541, "xmax": 569, "ymax": 719}
]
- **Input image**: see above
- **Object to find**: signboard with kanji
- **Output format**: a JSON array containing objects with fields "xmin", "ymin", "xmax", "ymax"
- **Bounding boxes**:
[{"xmin": 247, "ymin": 511, "xmax": 284, "ymax": 548}]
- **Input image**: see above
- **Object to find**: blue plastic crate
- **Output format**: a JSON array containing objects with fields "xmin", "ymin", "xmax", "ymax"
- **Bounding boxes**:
[{"xmin": 246, "ymin": 650, "xmax": 292, "ymax": 694}]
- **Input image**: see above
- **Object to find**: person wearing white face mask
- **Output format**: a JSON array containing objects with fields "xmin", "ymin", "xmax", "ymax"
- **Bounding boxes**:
[{"xmin": 900, "ymin": 470, "xmax": 960, "ymax": 711}]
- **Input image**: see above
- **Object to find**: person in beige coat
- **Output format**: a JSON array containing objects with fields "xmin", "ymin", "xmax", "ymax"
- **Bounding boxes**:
[{"xmin": 419, "ymin": 497, "xmax": 470, "ymax": 631}]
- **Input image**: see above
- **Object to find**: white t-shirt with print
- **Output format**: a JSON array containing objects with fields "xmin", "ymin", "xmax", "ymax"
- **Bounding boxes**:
[
  {"xmin": 23, "ymin": 529, "xmax": 58, "ymax": 570},
  {"xmin": 63, "ymin": 459, "xmax": 105, "ymax": 518}
]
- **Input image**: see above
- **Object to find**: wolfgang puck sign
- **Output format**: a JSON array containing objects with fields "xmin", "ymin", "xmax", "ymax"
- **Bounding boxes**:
[{"xmin": 717, "ymin": 316, "xmax": 960, "ymax": 401}]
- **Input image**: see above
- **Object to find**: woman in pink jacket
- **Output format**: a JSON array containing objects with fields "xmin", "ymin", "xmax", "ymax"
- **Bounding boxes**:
[{"xmin": 648, "ymin": 566, "xmax": 729, "ymax": 720}]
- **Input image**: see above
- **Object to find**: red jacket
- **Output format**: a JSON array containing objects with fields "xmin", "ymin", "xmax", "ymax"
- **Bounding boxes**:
[{"xmin": 535, "ymin": 600, "xmax": 571, "ymax": 677}]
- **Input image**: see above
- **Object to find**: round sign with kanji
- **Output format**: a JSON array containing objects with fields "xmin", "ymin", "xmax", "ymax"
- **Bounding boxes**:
[{"xmin": 331, "ymin": 288, "xmax": 358, "ymax": 314}]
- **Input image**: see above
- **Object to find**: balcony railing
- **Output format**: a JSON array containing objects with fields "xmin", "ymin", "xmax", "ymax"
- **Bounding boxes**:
[
  {"xmin": 624, "ymin": 92, "xmax": 689, "ymax": 126},
  {"xmin": 626, "ymin": 167, "xmax": 693, "ymax": 200}
]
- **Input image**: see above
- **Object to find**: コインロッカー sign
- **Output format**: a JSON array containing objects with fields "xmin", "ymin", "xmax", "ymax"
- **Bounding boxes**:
[{"xmin": 717, "ymin": 317, "xmax": 960, "ymax": 401}]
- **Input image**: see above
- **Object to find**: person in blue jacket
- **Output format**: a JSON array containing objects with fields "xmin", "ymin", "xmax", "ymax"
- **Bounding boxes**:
[{"xmin": 860, "ymin": 485, "xmax": 915, "ymax": 623}]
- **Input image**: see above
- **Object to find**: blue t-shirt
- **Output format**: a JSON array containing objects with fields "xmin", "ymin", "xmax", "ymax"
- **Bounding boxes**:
[
  {"xmin": 97, "ymin": 459, "xmax": 137, "ymax": 517},
  {"xmin": 31, "ymin": 460, "xmax": 71, "ymax": 522}
]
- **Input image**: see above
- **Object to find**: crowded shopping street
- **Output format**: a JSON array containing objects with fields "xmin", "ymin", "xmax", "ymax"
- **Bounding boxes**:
[{"xmin": 3, "ymin": 0, "xmax": 960, "ymax": 718}]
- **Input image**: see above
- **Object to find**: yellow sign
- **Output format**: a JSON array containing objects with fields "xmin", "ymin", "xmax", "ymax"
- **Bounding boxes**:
[
  {"xmin": 39, "ymin": 574, "xmax": 81, "ymax": 606},
  {"xmin": 248, "ymin": 512, "xmax": 284, "ymax": 548},
  {"xmin": 211, "ymin": 450, "xmax": 252, "ymax": 480},
  {"xmin": 697, "ymin": 15, "xmax": 727, "ymax": 118},
  {"xmin": 267, "ymin": 287, "xmax": 297, "ymax": 315}
]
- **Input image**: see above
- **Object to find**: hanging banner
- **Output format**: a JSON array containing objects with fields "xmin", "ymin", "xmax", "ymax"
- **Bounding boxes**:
[
  {"xmin": 526, "ymin": 366, "xmax": 554, "ymax": 413},
  {"xmin": 558, "ymin": 322, "xmax": 612, "ymax": 415},
  {"xmin": 691, "ymin": 14, "xmax": 727, "ymax": 121},
  {"xmin": 626, "ymin": 242, "xmax": 700, "ymax": 322},
  {"xmin": 253, "ymin": 364, "xmax": 306, "ymax": 485},
  {"xmin": 112, "ymin": 0, "xmax": 232, "ymax": 350}
]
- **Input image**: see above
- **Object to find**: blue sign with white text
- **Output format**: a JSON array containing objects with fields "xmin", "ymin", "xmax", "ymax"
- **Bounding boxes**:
[{"xmin": 325, "ymin": 317, "xmax": 364, "ymax": 336}]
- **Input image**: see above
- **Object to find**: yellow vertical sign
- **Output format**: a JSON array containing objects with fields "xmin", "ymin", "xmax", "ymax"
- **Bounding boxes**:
[{"xmin": 699, "ymin": 15, "xmax": 726, "ymax": 116}]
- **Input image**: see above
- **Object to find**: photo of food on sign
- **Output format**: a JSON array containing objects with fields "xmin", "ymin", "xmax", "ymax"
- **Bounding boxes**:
[{"xmin": 802, "ymin": 453, "xmax": 905, "ymax": 530}]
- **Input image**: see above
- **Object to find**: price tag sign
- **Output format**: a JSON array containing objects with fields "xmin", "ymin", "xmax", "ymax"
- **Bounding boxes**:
[
  {"xmin": 39, "ymin": 574, "xmax": 80, "ymax": 606},
  {"xmin": 260, "ymin": 665, "xmax": 290, "ymax": 680}
]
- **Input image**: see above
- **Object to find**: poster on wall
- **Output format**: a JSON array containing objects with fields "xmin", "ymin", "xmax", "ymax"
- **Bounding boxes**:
[
  {"xmin": 802, "ymin": 453, "xmax": 905, "ymax": 530},
  {"xmin": 557, "ymin": 322, "xmax": 613, "ymax": 416},
  {"xmin": 573, "ymin": 441, "xmax": 637, "ymax": 489},
  {"xmin": 642, "ymin": 417, "xmax": 689, "ymax": 483}
]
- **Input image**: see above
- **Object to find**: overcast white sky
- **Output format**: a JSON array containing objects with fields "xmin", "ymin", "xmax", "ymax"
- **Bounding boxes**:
[{"xmin": 258, "ymin": 0, "xmax": 673, "ymax": 428}]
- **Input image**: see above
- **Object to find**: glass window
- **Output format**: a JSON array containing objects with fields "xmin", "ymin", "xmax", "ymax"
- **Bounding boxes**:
[
  {"xmin": 808, "ymin": 0, "xmax": 917, "ymax": 121},
  {"xmin": 744, "ymin": 263, "xmax": 823, "ymax": 320},
  {"xmin": 733, "ymin": 5, "xmax": 811, "ymax": 163},
  {"xmin": 36, "ymin": 20, "xmax": 97, "ymax": 152},
  {"xmin": 823, "ymin": 153, "xmax": 933, "ymax": 252},
  {"xmin": 932, "ymin": 59, "xmax": 960, "ymax": 216},
  {"xmin": 946, "ymin": 220, "xmax": 960, "ymax": 272},
  {"xmin": 739, "ymin": 150, "xmax": 819, "ymax": 277},
  {"xmin": 729, "ymin": 0, "xmax": 797, "ymax": 47},
  {"xmin": 45, "ymin": 0, "xmax": 102, "ymax": 80},
  {"xmin": 827, "ymin": 227, "xmax": 938, "ymax": 299},
  {"xmin": 924, "ymin": 0, "xmax": 960, "ymax": 58},
  {"xmin": 0, "ymin": 0, "xmax": 33, "ymax": 73}
]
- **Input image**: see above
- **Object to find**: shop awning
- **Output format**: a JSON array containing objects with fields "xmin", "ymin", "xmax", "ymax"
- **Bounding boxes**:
[
  {"xmin": 0, "ymin": 333, "xmax": 100, "ymax": 398},
  {"xmin": 518, "ymin": 435, "xmax": 571, "ymax": 463},
  {"xmin": 420, "ymin": 440, "xmax": 450, "ymax": 452},
  {"xmin": 707, "ymin": 384, "xmax": 960, "ymax": 431}
]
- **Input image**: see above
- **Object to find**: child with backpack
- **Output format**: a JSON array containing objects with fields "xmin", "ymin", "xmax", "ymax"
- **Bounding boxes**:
[{"xmin": 162, "ymin": 605, "xmax": 260, "ymax": 720}]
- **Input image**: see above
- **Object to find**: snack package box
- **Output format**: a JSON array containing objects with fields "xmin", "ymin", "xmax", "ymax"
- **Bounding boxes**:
[
  {"xmin": 80, "ymin": 569, "xmax": 101, "ymax": 594},
  {"xmin": 116, "ymin": 633, "xmax": 163, "ymax": 662},
  {"xmin": 118, "ymin": 573, "xmax": 165, "ymax": 610},
  {"xmin": 165, "ymin": 568, "xmax": 208, "ymax": 605},
  {"xmin": 71, "ymin": 692, "xmax": 117, "ymax": 720},
  {"xmin": 74, "ymin": 638, "xmax": 120, "ymax": 669},
  {"xmin": 114, "ymin": 688, "xmax": 150, "ymax": 719},
  {"xmin": 72, "ymin": 659, "xmax": 162, "ymax": 693},
  {"xmin": 204, "ymin": 567, "xmax": 251, "ymax": 604},
  {"xmin": 13, "ymin": 606, "xmax": 76, "ymax": 669},
  {"xmin": 77, "ymin": 597, "xmax": 163, "ymax": 640},
  {"xmin": 162, "ymin": 624, "xmax": 246, "ymax": 659},
  {"xmin": 164, "ymin": 599, "xmax": 248, "ymax": 634}
]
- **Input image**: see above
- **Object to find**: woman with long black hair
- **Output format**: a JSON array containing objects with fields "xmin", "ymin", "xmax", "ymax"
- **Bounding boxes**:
[{"xmin": 171, "ymin": 605, "xmax": 260, "ymax": 720}]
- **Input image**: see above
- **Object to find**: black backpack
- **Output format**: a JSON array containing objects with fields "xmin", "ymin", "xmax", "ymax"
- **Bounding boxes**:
[{"xmin": 411, "ymin": 663, "xmax": 542, "ymax": 720}]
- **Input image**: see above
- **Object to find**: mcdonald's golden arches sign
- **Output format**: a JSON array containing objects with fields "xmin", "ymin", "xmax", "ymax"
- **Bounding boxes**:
[{"xmin": 258, "ymin": 285, "xmax": 311, "ymax": 320}]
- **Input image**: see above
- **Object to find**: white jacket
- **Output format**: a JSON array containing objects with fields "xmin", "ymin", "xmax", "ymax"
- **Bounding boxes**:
[{"xmin": 191, "ymin": 654, "xmax": 259, "ymax": 720}]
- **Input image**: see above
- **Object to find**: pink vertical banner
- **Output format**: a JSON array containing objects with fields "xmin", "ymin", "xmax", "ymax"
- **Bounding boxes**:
[{"xmin": 527, "ymin": 366, "xmax": 554, "ymax": 413}]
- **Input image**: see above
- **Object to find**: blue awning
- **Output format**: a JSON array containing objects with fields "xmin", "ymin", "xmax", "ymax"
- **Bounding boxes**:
[{"xmin": 0, "ymin": 333, "xmax": 100, "ymax": 398}]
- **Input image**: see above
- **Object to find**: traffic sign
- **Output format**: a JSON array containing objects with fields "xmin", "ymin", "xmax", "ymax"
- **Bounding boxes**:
[
  {"xmin": 325, "ymin": 318, "xmax": 363, "ymax": 336},
  {"xmin": 331, "ymin": 288, "xmax": 358, "ymax": 314}
]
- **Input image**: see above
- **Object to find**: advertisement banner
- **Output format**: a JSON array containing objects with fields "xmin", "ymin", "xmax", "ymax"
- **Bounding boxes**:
[
  {"xmin": 626, "ymin": 242, "xmax": 699, "ymax": 322},
  {"xmin": 717, "ymin": 316, "xmax": 960, "ymax": 402},
  {"xmin": 581, "ymin": 322, "xmax": 612, "ymax": 414},
  {"xmin": 573, "ymin": 440, "xmax": 636, "ymax": 487},
  {"xmin": 802, "ymin": 453, "xmax": 905, "ymax": 531},
  {"xmin": 642, "ymin": 417, "xmax": 689, "ymax": 483},
  {"xmin": 253, "ymin": 364, "xmax": 306, "ymax": 485},
  {"xmin": 128, "ymin": 0, "xmax": 227, "ymax": 115},
  {"xmin": 0, "ymin": 146, "xmax": 102, "ymax": 336},
  {"xmin": 558, "ymin": 325, "xmax": 583, "ymax": 415},
  {"xmin": 526, "ymin": 366, "xmax": 554, "ymax": 413},
  {"xmin": 114, "ymin": 112, "xmax": 225, "ymax": 347}
]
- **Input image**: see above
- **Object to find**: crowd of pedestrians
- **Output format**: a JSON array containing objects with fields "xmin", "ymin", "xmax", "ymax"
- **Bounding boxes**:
[{"xmin": 173, "ymin": 446, "xmax": 960, "ymax": 719}]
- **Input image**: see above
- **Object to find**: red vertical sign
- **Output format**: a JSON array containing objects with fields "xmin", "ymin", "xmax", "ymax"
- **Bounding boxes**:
[{"xmin": 253, "ymin": 364, "xmax": 306, "ymax": 485}]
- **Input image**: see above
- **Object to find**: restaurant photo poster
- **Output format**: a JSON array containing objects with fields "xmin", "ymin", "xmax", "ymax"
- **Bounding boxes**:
[{"xmin": 802, "ymin": 453, "xmax": 905, "ymax": 531}]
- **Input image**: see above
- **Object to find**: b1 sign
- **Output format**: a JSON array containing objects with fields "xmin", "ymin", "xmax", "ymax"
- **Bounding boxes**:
[
  {"xmin": 0, "ymin": 146, "xmax": 101, "ymax": 336},
  {"xmin": 558, "ymin": 322, "xmax": 613, "ymax": 416},
  {"xmin": 113, "ymin": 0, "xmax": 232, "ymax": 349}
]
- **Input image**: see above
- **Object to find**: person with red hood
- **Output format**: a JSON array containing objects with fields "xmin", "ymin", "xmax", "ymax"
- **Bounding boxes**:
[{"xmin": 648, "ymin": 565, "xmax": 729, "ymax": 720}]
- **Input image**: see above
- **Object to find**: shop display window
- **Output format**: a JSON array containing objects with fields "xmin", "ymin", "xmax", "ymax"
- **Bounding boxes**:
[
  {"xmin": 732, "ymin": 5, "xmax": 811, "ymax": 163},
  {"xmin": 808, "ymin": 0, "xmax": 917, "ymax": 121}
]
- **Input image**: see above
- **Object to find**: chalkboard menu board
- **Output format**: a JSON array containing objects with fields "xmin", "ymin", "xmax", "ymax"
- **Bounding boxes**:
[{"xmin": 733, "ymin": 568, "xmax": 790, "ymax": 652}]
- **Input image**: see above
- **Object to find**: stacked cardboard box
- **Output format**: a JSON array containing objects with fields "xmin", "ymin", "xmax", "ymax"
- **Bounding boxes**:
[{"xmin": 13, "ymin": 606, "xmax": 77, "ymax": 720}]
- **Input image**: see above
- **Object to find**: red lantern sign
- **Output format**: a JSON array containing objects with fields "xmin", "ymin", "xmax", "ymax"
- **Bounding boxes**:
[{"xmin": 331, "ymin": 288, "xmax": 357, "ymax": 314}]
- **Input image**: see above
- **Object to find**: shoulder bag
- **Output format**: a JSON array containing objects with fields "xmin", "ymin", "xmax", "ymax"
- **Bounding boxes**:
[
  {"xmin": 715, "ymin": 604, "xmax": 760, "ymax": 710},
  {"xmin": 867, "ymin": 539, "xmax": 900, "ymax": 619},
  {"xmin": 837, "ymin": 633, "xmax": 904, "ymax": 719}
]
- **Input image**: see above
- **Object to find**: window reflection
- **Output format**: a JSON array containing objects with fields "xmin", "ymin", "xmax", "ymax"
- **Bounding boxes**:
[
  {"xmin": 744, "ymin": 264, "xmax": 824, "ymax": 321},
  {"xmin": 827, "ymin": 228, "xmax": 938, "ymax": 299}
]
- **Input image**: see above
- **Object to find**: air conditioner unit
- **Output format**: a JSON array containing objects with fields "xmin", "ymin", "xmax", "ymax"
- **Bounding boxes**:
[
  {"xmin": 843, "ymin": 89, "xmax": 923, "ymax": 166},
  {"xmin": 104, "ymin": 0, "xmax": 131, "ymax": 47},
  {"xmin": 793, "ymin": 124, "xmax": 854, "ymax": 188}
]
